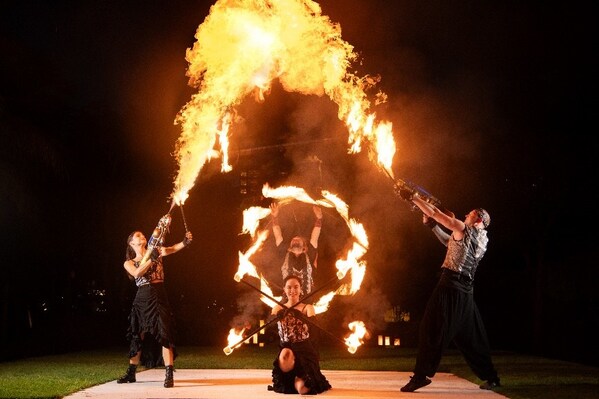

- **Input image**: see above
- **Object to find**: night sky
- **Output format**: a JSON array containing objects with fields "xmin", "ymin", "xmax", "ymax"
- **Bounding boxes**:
[{"xmin": 1, "ymin": 1, "xmax": 596, "ymax": 364}]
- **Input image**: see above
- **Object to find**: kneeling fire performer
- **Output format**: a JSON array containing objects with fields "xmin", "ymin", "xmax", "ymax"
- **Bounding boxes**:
[
  {"xmin": 268, "ymin": 274, "xmax": 332, "ymax": 395},
  {"xmin": 117, "ymin": 213, "xmax": 192, "ymax": 388}
]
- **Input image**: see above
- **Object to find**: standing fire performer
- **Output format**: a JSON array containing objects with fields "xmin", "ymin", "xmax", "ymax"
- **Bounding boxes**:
[
  {"xmin": 268, "ymin": 274, "xmax": 332, "ymax": 395},
  {"xmin": 117, "ymin": 215, "xmax": 192, "ymax": 389},
  {"xmin": 270, "ymin": 203, "xmax": 323, "ymax": 300},
  {"xmin": 397, "ymin": 190, "xmax": 501, "ymax": 392}
]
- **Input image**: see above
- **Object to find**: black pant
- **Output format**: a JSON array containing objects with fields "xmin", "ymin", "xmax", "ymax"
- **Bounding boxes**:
[{"xmin": 413, "ymin": 278, "xmax": 498, "ymax": 381}]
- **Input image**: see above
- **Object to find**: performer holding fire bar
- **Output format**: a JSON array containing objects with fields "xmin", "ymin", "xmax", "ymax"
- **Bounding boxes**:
[
  {"xmin": 117, "ymin": 214, "xmax": 192, "ymax": 388},
  {"xmin": 270, "ymin": 203, "xmax": 323, "ymax": 299},
  {"xmin": 398, "ymin": 190, "xmax": 501, "ymax": 392},
  {"xmin": 268, "ymin": 274, "xmax": 332, "ymax": 395}
]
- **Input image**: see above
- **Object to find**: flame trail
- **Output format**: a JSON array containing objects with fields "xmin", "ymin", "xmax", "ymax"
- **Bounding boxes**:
[
  {"xmin": 233, "ymin": 184, "xmax": 368, "ymax": 309},
  {"xmin": 228, "ymin": 184, "xmax": 372, "ymax": 352},
  {"xmin": 171, "ymin": 0, "xmax": 397, "ymax": 204}
]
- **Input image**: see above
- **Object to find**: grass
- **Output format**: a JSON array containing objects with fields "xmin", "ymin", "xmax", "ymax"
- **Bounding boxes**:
[{"xmin": 0, "ymin": 345, "xmax": 597, "ymax": 399}]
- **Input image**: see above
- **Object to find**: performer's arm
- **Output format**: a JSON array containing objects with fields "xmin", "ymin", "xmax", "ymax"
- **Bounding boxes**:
[
  {"xmin": 270, "ymin": 203, "xmax": 283, "ymax": 246},
  {"xmin": 309, "ymin": 205, "xmax": 322, "ymax": 249},
  {"xmin": 272, "ymin": 304, "xmax": 284, "ymax": 316},
  {"xmin": 423, "ymin": 214, "xmax": 450, "ymax": 246},
  {"xmin": 160, "ymin": 231, "xmax": 193, "ymax": 257},
  {"xmin": 412, "ymin": 194, "xmax": 465, "ymax": 238}
]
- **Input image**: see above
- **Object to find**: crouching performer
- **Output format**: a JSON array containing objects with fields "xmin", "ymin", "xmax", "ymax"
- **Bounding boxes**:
[{"xmin": 268, "ymin": 274, "xmax": 332, "ymax": 395}]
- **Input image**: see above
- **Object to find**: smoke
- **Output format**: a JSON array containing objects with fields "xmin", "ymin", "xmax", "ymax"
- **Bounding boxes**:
[
  {"xmin": 230, "ymin": 290, "xmax": 267, "ymax": 330},
  {"xmin": 343, "ymin": 285, "xmax": 391, "ymax": 333}
]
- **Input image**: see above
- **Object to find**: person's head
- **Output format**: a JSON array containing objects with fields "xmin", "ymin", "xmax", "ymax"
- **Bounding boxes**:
[
  {"xmin": 465, "ymin": 208, "xmax": 491, "ymax": 229},
  {"xmin": 125, "ymin": 231, "xmax": 147, "ymax": 261},
  {"xmin": 288, "ymin": 236, "xmax": 308, "ymax": 256},
  {"xmin": 283, "ymin": 274, "xmax": 303, "ymax": 300}
]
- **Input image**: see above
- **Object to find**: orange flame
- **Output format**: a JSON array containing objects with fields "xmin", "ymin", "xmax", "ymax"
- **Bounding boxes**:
[
  {"xmin": 234, "ymin": 229, "xmax": 269, "ymax": 282},
  {"xmin": 223, "ymin": 327, "xmax": 246, "ymax": 355},
  {"xmin": 241, "ymin": 206, "xmax": 272, "ymax": 237},
  {"xmin": 170, "ymin": 0, "xmax": 398, "ymax": 204},
  {"xmin": 262, "ymin": 183, "xmax": 330, "ymax": 207},
  {"xmin": 313, "ymin": 291, "xmax": 335, "ymax": 315},
  {"xmin": 344, "ymin": 320, "xmax": 368, "ymax": 354},
  {"xmin": 217, "ymin": 112, "xmax": 233, "ymax": 173},
  {"xmin": 259, "ymin": 276, "xmax": 282, "ymax": 308}
]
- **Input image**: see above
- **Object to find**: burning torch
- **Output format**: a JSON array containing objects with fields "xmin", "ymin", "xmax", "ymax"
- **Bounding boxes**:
[
  {"xmin": 391, "ymin": 176, "xmax": 456, "ymax": 218},
  {"xmin": 392, "ymin": 177, "xmax": 441, "ymax": 209},
  {"xmin": 139, "ymin": 213, "xmax": 173, "ymax": 265}
]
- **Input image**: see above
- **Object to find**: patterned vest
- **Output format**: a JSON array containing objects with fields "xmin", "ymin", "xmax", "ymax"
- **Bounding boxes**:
[{"xmin": 441, "ymin": 226, "xmax": 488, "ymax": 282}]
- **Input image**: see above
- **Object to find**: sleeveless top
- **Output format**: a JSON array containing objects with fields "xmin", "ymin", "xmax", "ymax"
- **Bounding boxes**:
[
  {"xmin": 441, "ymin": 225, "xmax": 488, "ymax": 282},
  {"xmin": 134, "ymin": 257, "xmax": 164, "ymax": 287},
  {"xmin": 277, "ymin": 307, "xmax": 310, "ymax": 343}
]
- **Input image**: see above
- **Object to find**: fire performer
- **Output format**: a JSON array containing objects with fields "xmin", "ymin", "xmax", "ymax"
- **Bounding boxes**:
[
  {"xmin": 117, "ymin": 221, "xmax": 192, "ymax": 388},
  {"xmin": 397, "ymin": 190, "xmax": 501, "ymax": 392},
  {"xmin": 268, "ymin": 274, "xmax": 332, "ymax": 395},
  {"xmin": 270, "ymin": 202, "xmax": 323, "ymax": 300}
]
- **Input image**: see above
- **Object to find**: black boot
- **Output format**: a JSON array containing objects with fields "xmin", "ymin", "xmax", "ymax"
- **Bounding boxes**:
[
  {"xmin": 164, "ymin": 365, "xmax": 174, "ymax": 388},
  {"xmin": 117, "ymin": 364, "xmax": 137, "ymax": 384}
]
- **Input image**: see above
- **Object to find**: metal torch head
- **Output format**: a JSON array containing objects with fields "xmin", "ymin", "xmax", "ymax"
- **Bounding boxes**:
[{"xmin": 158, "ymin": 214, "xmax": 172, "ymax": 229}]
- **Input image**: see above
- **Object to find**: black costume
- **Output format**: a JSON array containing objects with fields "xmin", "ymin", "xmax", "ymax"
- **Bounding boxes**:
[
  {"xmin": 125, "ymin": 257, "xmax": 178, "ymax": 368},
  {"xmin": 413, "ymin": 224, "xmax": 498, "ymax": 382},
  {"xmin": 270, "ymin": 307, "xmax": 331, "ymax": 395}
]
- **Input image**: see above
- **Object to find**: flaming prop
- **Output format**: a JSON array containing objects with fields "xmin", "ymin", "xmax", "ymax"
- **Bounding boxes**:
[
  {"xmin": 225, "ymin": 183, "xmax": 369, "ymax": 354},
  {"xmin": 344, "ymin": 320, "xmax": 368, "ymax": 354},
  {"xmin": 170, "ymin": 0, "xmax": 399, "ymax": 206},
  {"xmin": 139, "ymin": 213, "xmax": 172, "ymax": 265},
  {"xmin": 224, "ymin": 327, "xmax": 247, "ymax": 355}
]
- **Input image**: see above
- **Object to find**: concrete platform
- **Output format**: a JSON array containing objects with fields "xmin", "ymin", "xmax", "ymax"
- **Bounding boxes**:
[{"xmin": 64, "ymin": 369, "xmax": 508, "ymax": 398}]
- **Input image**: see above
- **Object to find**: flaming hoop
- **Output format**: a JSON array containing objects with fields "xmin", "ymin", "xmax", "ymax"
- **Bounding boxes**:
[{"xmin": 226, "ymin": 183, "xmax": 369, "ymax": 354}]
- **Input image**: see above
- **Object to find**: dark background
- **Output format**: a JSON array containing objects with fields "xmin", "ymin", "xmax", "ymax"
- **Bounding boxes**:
[{"xmin": 1, "ymin": 0, "xmax": 596, "ymax": 365}]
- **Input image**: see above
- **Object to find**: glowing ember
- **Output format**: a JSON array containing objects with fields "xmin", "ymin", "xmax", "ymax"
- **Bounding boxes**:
[
  {"xmin": 344, "ymin": 320, "xmax": 368, "ymax": 354},
  {"xmin": 170, "ymin": 0, "xmax": 398, "ymax": 204}
]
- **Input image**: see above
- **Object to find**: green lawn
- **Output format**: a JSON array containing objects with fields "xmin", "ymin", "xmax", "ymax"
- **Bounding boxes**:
[{"xmin": 0, "ymin": 345, "xmax": 597, "ymax": 399}]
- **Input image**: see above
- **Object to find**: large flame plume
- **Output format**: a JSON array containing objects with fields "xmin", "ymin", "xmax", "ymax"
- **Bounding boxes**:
[{"xmin": 170, "ymin": 0, "xmax": 397, "ymax": 205}]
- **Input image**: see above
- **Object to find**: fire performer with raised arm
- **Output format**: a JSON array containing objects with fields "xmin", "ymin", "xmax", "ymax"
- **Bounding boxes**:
[
  {"xmin": 270, "ymin": 202, "xmax": 323, "ymax": 300},
  {"xmin": 268, "ymin": 274, "xmax": 332, "ymax": 395},
  {"xmin": 396, "ymin": 189, "xmax": 501, "ymax": 393},
  {"xmin": 117, "ymin": 213, "xmax": 193, "ymax": 388}
]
